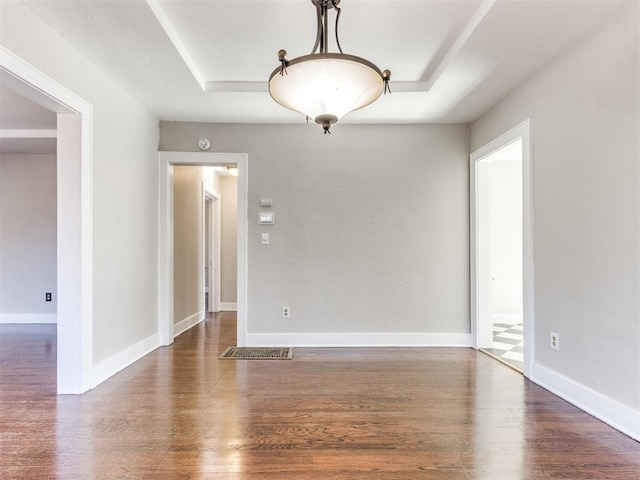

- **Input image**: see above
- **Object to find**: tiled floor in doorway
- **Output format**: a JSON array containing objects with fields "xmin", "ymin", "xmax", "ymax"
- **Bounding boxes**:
[{"xmin": 483, "ymin": 322, "xmax": 524, "ymax": 371}]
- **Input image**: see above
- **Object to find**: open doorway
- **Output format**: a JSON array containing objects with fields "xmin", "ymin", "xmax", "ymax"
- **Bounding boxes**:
[
  {"xmin": 0, "ymin": 85, "xmax": 58, "ymax": 393},
  {"xmin": 475, "ymin": 140, "xmax": 523, "ymax": 371},
  {"xmin": 470, "ymin": 120, "xmax": 533, "ymax": 376},
  {"xmin": 171, "ymin": 165, "xmax": 237, "ymax": 337},
  {"xmin": 1, "ymin": 47, "xmax": 93, "ymax": 394},
  {"xmin": 203, "ymin": 170, "xmax": 238, "ymax": 316},
  {"xmin": 204, "ymin": 192, "xmax": 219, "ymax": 314},
  {"xmin": 158, "ymin": 152, "xmax": 247, "ymax": 347}
]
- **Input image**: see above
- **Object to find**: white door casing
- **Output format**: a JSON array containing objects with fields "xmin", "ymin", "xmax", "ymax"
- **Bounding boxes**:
[
  {"xmin": 158, "ymin": 152, "xmax": 247, "ymax": 347},
  {"xmin": 470, "ymin": 119, "xmax": 533, "ymax": 377}
]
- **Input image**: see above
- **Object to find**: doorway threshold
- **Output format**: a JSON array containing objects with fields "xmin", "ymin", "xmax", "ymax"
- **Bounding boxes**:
[{"xmin": 479, "ymin": 348, "xmax": 524, "ymax": 374}]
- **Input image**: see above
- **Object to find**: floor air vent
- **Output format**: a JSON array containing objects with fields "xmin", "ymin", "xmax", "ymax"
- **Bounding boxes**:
[{"xmin": 219, "ymin": 347, "xmax": 293, "ymax": 360}]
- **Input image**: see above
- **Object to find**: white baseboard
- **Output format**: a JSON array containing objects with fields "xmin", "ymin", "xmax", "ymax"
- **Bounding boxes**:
[
  {"xmin": 220, "ymin": 302, "xmax": 237, "ymax": 311},
  {"xmin": 174, "ymin": 311, "xmax": 204, "ymax": 337},
  {"xmin": 0, "ymin": 313, "xmax": 57, "ymax": 324},
  {"xmin": 531, "ymin": 363, "xmax": 640, "ymax": 441},
  {"xmin": 491, "ymin": 313, "xmax": 523, "ymax": 324},
  {"xmin": 246, "ymin": 332, "xmax": 473, "ymax": 347},
  {"xmin": 91, "ymin": 332, "xmax": 159, "ymax": 389}
]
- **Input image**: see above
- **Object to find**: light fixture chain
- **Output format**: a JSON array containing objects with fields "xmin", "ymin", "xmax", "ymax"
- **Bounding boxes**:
[
  {"xmin": 332, "ymin": 1, "xmax": 344, "ymax": 54},
  {"xmin": 310, "ymin": 1, "xmax": 323, "ymax": 54},
  {"xmin": 322, "ymin": 1, "xmax": 329, "ymax": 53}
]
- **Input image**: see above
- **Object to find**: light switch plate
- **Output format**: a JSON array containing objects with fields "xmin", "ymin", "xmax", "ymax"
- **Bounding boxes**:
[
  {"xmin": 260, "ymin": 199, "xmax": 273, "ymax": 207},
  {"xmin": 261, "ymin": 233, "xmax": 270, "ymax": 245},
  {"xmin": 258, "ymin": 212, "xmax": 274, "ymax": 224}
]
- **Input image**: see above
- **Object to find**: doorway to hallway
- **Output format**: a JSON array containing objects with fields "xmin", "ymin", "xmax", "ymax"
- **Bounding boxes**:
[
  {"xmin": 171, "ymin": 165, "xmax": 237, "ymax": 338},
  {"xmin": 204, "ymin": 193, "xmax": 217, "ymax": 314},
  {"xmin": 470, "ymin": 120, "xmax": 533, "ymax": 376},
  {"xmin": 158, "ymin": 152, "xmax": 247, "ymax": 347},
  {"xmin": 478, "ymin": 140, "xmax": 523, "ymax": 371}
]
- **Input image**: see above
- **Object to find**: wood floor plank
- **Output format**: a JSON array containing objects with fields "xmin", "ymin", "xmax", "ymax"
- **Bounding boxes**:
[{"xmin": 1, "ymin": 314, "xmax": 639, "ymax": 479}]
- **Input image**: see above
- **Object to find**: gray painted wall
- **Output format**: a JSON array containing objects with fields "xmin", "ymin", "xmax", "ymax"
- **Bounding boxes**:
[
  {"xmin": 173, "ymin": 166, "xmax": 204, "ymax": 324},
  {"xmin": 160, "ymin": 123, "xmax": 470, "ymax": 337},
  {"xmin": 220, "ymin": 176, "xmax": 237, "ymax": 305},
  {"xmin": 0, "ymin": 154, "xmax": 57, "ymax": 321},
  {"xmin": 471, "ymin": 2, "xmax": 639, "ymax": 411}
]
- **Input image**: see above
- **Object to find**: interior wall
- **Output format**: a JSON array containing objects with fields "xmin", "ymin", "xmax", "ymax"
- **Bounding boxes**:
[
  {"xmin": 172, "ymin": 166, "xmax": 219, "ymax": 325},
  {"xmin": 471, "ymin": 1, "xmax": 639, "ymax": 414},
  {"xmin": 489, "ymin": 159, "xmax": 522, "ymax": 322},
  {"xmin": 220, "ymin": 175, "xmax": 237, "ymax": 306},
  {"xmin": 159, "ymin": 123, "xmax": 470, "ymax": 341},
  {"xmin": 173, "ymin": 166, "xmax": 202, "ymax": 324},
  {"xmin": 0, "ymin": 154, "xmax": 57, "ymax": 323},
  {"xmin": 1, "ymin": 2, "xmax": 160, "ymax": 366}
]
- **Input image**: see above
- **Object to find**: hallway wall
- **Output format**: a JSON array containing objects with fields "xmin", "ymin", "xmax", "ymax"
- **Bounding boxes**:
[
  {"xmin": 220, "ymin": 175, "xmax": 237, "ymax": 307},
  {"xmin": 488, "ymin": 158, "xmax": 523, "ymax": 322}
]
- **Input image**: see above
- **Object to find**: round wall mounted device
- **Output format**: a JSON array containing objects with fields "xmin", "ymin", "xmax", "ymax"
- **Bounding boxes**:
[{"xmin": 198, "ymin": 138, "xmax": 211, "ymax": 150}]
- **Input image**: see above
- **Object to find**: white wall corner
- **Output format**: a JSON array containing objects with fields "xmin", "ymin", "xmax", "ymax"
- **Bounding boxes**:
[
  {"xmin": 246, "ymin": 332, "xmax": 473, "ymax": 348},
  {"xmin": 91, "ymin": 332, "xmax": 159, "ymax": 389},
  {"xmin": 531, "ymin": 363, "xmax": 640, "ymax": 442},
  {"xmin": 174, "ymin": 311, "xmax": 204, "ymax": 337},
  {"xmin": 0, "ymin": 313, "xmax": 57, "ymax": 324}
]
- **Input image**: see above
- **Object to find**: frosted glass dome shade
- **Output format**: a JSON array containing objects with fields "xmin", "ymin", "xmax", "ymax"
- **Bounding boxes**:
[{"xmin": 269, "ymin": 53, "xmax": 384, "ymax": 124}]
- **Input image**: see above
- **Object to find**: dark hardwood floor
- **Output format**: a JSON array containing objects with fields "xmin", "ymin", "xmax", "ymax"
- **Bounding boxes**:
[{"xmin": 1, "ymin": 314, "xmax": 639, "ymax": 479}]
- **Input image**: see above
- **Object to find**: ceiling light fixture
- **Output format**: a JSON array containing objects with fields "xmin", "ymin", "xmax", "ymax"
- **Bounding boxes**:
[{"xmin": 268, "ymin": 0, "xmax": 391, "ymax": 134}]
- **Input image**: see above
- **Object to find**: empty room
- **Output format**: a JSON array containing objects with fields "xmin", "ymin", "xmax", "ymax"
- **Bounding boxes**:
[{"xmin": 1, "ymin": 0, "xmax": 639, "ymax": 478}]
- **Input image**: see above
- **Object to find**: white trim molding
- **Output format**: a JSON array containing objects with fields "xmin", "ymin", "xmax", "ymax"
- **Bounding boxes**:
[
  {"xmin": 0, "ymin": 129, "xmax": 56, "ymax": 138},
  {"xmin": 246, "ymin": 333, "xmax": 473, "ymax": 348},
  {"xmin": 470, "ymin": 119, "xmax": 533, "ymax": 378},
  {"xmin": 0, "ymin": 313, "xmax": 57, "ymax": 324},
  {"xmin": 174, "ymin": 311, "xmax": 204, "ymax": 337},
  {"xmin": 91, "ymin": 333, "xmax": 159, "ymax": 389},
  {"xmin": 532, "ymin": 363, "xmax": 640, "ymax": 442},
  {"xmin": 220, "ymin": 302, "xmax": 237, "ymax": 311}
]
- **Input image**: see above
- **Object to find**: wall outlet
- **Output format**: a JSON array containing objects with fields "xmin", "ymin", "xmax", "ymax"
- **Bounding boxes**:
[
  {"xmin": 45, "ymin": 292, "xmax": 52, "ymax": 302},
  {"xmin": 550, "ymin": 332, "xmax": 560, "ymax": 351},
  {"xmin": 281, "ymin": 306, "xmax": 290, "ymax": 319}
]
